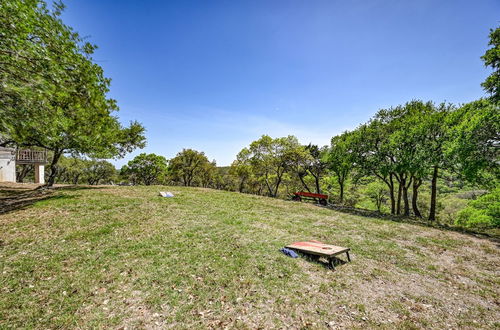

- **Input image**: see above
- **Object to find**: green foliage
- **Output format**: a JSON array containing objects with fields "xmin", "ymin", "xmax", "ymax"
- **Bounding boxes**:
[
  {"xmin": 3, "ymin": 10, "xmax": 496, "ymax": 233},
  {"xmin": 326, "ymin": 131, "xmax": 357, "ymax": 203},
  {"xmin": 456, "ymin": 188, "xmax": 500, "ymax": 228},
  {"xmin": 293, "ymin": 144, "xmax": 328, "ymax": 194},
  {"xmin": 55, "ymin": 156, "xmax": 87, "ymax": 184},
  {"xmin": 55, "ymin": 156, "xmax": 117, "ymax": 185},
  {"xmin": 168, "ymin": 149, "xmax": 212, "ymax": 187},
  {"xmin": 364, "ymin": 181, "xmax": 389, "ymax": 212},
  {"xmin": 212, "ymin": 166, "xmax": 235, "ymax": 191},
  {"xmin": 84, "ymin": 160, "xmax": 117, "ymax": 185},
  {"xmin": 230, "ymin": 148, "xmax": 256, "ymax": 193},
  {"xmin": 446, "ymin": 99, "xmax": 500, "ymax": 185},
  {"xmin": 0, "ymin": 0, "xmax": 145, "ymax": 185},
  {"xmin": 121, "ymin": 153, "xmax": 168, "ymax": 185},
  {"xmin": 481, "ymin": 26, "xmax": 500, "ymax": 102},
  {"xmin": 198, "ymin": 160, "xmax": 218, "ymax": 188},
  {"xmin": 235, "ymin": 135, "xmax": 310, "ymax": 197},
  {"xmin": 436, "ymin": 194, "xmax": 467, "ymax": 225}
]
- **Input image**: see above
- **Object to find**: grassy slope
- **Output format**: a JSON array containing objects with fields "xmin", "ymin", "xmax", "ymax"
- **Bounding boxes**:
[{"xmin": 0, "ymin": 185, "xmax": 499, "ymax": 329}]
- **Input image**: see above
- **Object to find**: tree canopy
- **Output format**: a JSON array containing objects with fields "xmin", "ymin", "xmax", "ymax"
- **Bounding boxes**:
[
  {"xmin": 0, "ymin": 0, "xmax": 145, "ymax": 186},
  {"xmin": 481, "ymin": 26, "xmax": 500, "ymax": 102},
  {"xmin": 168, "ymin": 149, "xmax": 212, "ymax": 187},
  {"xmin": 121, "ymin": 153, "xmax": 168, "ymax": 186}
]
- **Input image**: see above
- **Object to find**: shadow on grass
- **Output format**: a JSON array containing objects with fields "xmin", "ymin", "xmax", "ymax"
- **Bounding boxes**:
[
  {"xmin": 0, "ymin": 184, "xmax": 103, "ymax": 215},
  {"xmin": 52, "ymin": 185, "xmax": 106, "ymax": 192},
  {"xmin": 322, "ymin": 203, "xmax": 500, "ymax": 243},
  {"xmin": 298, "ymin": 252, "xmax": 350, "ymax": 270}
]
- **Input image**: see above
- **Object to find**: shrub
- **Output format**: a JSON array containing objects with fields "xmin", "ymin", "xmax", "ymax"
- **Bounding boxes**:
[
  {"xmin": 455, "ymin": 188, "xmax": 500, "ymax": 228},
  {"xmin": 439, "ymin": 195, "xmax": 468, "ymax": 226}
]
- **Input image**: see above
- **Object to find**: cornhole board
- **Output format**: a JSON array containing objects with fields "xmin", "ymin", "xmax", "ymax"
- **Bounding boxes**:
[{"xmin": 286, "ymin": 240, "xmax": 351, "ymax": 269}]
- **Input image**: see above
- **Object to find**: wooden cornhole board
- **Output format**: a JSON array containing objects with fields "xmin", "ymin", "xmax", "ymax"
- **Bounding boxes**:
[{"xmin": 286, "ymin": 240, "xmax": 351, "ymax": 269}]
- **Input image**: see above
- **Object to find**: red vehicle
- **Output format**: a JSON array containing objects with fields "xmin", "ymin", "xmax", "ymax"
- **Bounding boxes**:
[{"xmin": 292, "ymin": 191, "xmax": 328, "ymax": 205}]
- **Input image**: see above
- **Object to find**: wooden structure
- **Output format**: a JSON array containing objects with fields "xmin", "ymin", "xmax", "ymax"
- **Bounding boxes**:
[
  {"xmin": 292, "ymin": 191, "xmax": 328, "ymax": 205},
  {"xmin": 16, "ymin": 149, "xmax": 48, "ymax": 164},
  {"xmin": 0, "ymin": 148, "xmax": 48, "ymax": 184},
  {"xmin": 286, "ymin": 240, "xmax": 351, "ymax": 269},
  {"xmin": 16, "ymin": 149, "xmax": 48, "ymax": 184}
]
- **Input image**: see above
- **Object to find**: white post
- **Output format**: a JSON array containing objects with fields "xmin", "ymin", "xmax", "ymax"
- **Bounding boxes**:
[{"xmin": 35, "ymin": 164, "xmax": 45, "ymax": 184}]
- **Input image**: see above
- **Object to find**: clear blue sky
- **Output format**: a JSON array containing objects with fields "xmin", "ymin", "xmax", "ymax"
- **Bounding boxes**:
[{"xmin": 61, "ymin": 0, "xmax": 499, "ymax": 167}]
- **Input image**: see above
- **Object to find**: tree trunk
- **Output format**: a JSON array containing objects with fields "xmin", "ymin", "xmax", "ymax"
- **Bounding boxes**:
[
  {"xmin": 403, "ymin": 186, "xmax": 411, "ymax": 216},
  {"xmin": 16, "ymin": 165, "xmax": 33, "ymax": 182},
  {"xmin": 338, "ymin": 176, "xmax": 344, "ymax": 204},
  {"xmin": 376, "ymin": 194, "xmax": 382, "ymax": 212},
  {"xmin": 429, "ymin": 165, "xmax": 439, "ymax": 221},
  {"xmin": 389, "ymin": 174, "xmax": 395, "ymax": 214},
  {"xmin": 46, "ymin": 150, "xmax": 63, "ymax": 187},
  {"xmin": 313, "ymin": 174, "xmax": 321, "ymax": 194},
  {"xmin": 273, "ymin": 174, "xmax": 283, "ymax": 197},
  {"xmin": 265, "ymin": 174, "xmax": 274, "ymax": 197},
  {"xmin": 186, "ymin": 172, "xmax": 193, "ymax": 186},
  {"xmin": 238, "ymin": 177, "xmax": 245, "ymax": 193},
  {"xmin": 396, "ymin": 178, "xmax": 402, "ymax": 215},
  {"xmin": 412, "ymin": 177, "xmax": 422, "ymax": 218},
  {"xmin": 402, "ymin": 175, "xmax": 412, "ymax": 216},
  {"xmin": 298, "ymin": 174, "xmax": 311, "ymax": 193},
  {"xmin": 379, "ymin": 173, "xmax": 395, "ymax": 214}
]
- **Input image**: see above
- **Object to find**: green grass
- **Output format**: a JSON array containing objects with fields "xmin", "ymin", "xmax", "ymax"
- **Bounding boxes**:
[{"xmin": 1, "ymin": 185, "xmax": 499, "ymax": 328}]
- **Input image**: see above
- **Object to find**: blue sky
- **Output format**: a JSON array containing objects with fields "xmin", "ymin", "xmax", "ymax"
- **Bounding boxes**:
[{"xmin": 61, "ymin": 0, "xmax": 499, "ymax": 167}]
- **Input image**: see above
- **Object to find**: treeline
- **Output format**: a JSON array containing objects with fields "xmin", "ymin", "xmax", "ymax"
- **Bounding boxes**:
[
  {"xmin": 4, "ymin": 1, "xmax": 498, "ymax": 230},
  {"xmin": 17, "ymin": 157, "xmax": 117, "ymax": 185},
  {"xmin": 114, "ymin": 99, "xmax": 493, "ymax": 225},
  {"xmin": 40, "ymin": 95, "xmax": 497, "ymax": 227},
  {"xmin": 18, "ymin": 95, "xmax": 498, "ymax": 229},
  {"xmin": 112, "ymin": 93, "xmax": 497, "ymax": 228}
]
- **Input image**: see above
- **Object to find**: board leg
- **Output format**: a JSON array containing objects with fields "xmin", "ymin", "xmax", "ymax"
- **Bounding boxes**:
[{"xmin": 346, "ymin": 251, "xmax": 351, "ymax": 262}]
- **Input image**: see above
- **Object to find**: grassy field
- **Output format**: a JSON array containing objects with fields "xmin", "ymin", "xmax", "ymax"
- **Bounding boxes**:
[{"xmin": 0, "ymin": 184, "xmax": 499, "ymax": 329}]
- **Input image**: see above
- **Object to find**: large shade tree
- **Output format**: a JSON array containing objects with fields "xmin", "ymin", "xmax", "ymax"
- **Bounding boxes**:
[
  {"xmin": 230, "ymin": 148, "xmax": 255, "ymax": 193},
  {"xmin": 121, "ymin": 153, "xmax": 168, "ymax": 185},
  {"xmin": 418, "ymin": 103, "xmax": 455, "ymax": 221},
  {"xmin": 293, "ymin": 144, "xmax": 328, "ymax": 194},
  {"xmin": 481, "ymin": 26, "xmax": 500, "ymax": 102},
  {"xmin": 168, "ymin": 149, "xmax": 212, "ymax": 187},
  {"xmin": 0, "ymin": 0, "xmax": 145, "ymax": 186},
  {"xmin": 239, "ymin": 135, "xmax": 309, "ymax": 197},
  {"xmin": 326, "ymin": 132, "xmax": 356, "ymax": 204},
  {"xmin": 54, "ymin": 156, "xmax": 116, "ymax": 185},
  {"xmin": 352, "ymin": 120, "xmax": 398, "ymax": 214},
  {"xmin": 446, "ymin": 100, "xmax": 499, "ymax": 186},
  {"xmin": 84, "ymin": 160, "xmax": 117, "ymax": 185}
]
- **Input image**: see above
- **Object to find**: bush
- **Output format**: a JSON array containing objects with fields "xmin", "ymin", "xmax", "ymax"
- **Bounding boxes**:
[
  {"xmin": 438, "ymin": 195, "xmax": 468, "ymax": 226},
  {"xmin": 358, "ymin": 181, "xmax": 389, "ymax": 212},
  {"xmin": 455, "ymin": 188, "xmax": 500, "ymax": 228}
]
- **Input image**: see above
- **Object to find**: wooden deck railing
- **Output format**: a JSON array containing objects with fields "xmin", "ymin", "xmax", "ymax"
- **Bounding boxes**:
[{"xmin": 16, "ymin": 149, "xmax": 48, "ymax": 164}]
